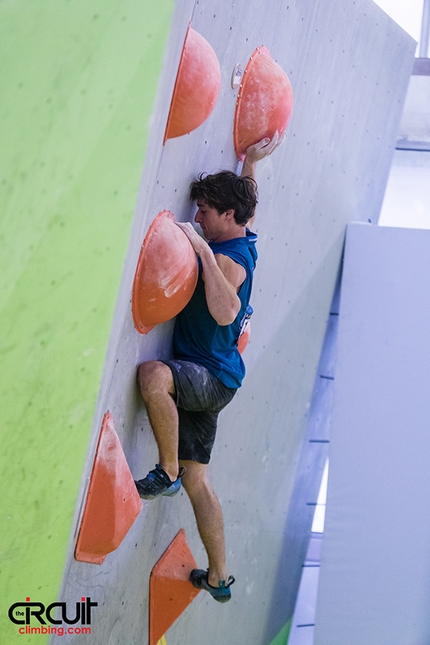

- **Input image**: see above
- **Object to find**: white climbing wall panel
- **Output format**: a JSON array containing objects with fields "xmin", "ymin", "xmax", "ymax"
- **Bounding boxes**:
[{"xmin": 315, "ymin": 223, "xmax": 430, "ymax": 645}]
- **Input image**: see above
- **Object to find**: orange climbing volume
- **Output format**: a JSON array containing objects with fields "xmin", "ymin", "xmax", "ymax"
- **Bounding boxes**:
[
  {"xmin": 149, "ymin": 529, "xmax": 201, "ymax": 645},
  {"xmin": 164, "ymin": 24, "xmax": 221, "ymax": 142},
  {"xmin": 132, "ymin": 210, "xmax": 198, "ymax": 334},
  {"xmin": 234, "ymin": 46, "xmax": 294, "ymax": 160},
  {"xmin": 75, "ymin": 412, "xmax": 142, "ymax": 564}
]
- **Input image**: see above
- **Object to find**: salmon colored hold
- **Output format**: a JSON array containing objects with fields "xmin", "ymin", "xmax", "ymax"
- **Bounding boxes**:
[
  {"xmin": 164, "ymin": 24, "xmax": 221, "ymax": 142},
  {"xmin": 237, "ymin": 322, "xmax": 251, "ymax": 354},
  {"xmin": 234, "ymin": 46, "xmax": 294, "ymax": 160},
  {"xmin": 132, "ymin": 211, "xmax": 198, "ymax": 334},
  {"xmin": 75, "ymin": 412, "xmax": 142, "ymax": 564},
  {"xmin": 149, "ymin": 529, "xmax": 201, "ymax": 645}
]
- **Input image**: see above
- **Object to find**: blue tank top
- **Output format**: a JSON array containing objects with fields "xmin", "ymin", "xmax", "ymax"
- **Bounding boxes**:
[{"xmin": 173, "ymin": 229, "xmax": 258, "ymax": 388}]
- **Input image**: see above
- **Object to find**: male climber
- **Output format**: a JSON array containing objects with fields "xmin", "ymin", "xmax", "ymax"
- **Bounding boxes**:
[{"xmin": 134, "ymin": 134, "xmax": 281, "ymax": 603}]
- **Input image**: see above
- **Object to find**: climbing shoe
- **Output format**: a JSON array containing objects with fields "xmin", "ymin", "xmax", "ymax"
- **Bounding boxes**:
[
  {"xmin": 134, "ymin": 464, "xmax": 185, "ymax": 500},
  {"xmin": 189, "ymin": 569, "xmax": 235, "ymax": 603}
]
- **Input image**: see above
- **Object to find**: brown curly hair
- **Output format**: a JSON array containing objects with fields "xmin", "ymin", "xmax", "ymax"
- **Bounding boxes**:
[{"xmin": 190, "ymin": 171, "xmax": 258, "ymax": 226}]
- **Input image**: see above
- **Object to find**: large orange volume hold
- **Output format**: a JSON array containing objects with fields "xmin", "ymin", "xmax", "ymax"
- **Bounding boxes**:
[
  {"xmin": 75, "ymin": 412, "xmax": 142, "ymax": 564},
  {"xmin": 149, "ymin": 529, "xmax": 200, "ymax": 645},
  {"xmin": 234, "ymin": 46, "xmax": 294, "ymax": 160},
  {"xmin": 164, "ymin": 24, "xmax": 221, "ymax": 141},
  {"xmin": 132, "ymin": 211, "xmax": 198, "ymax": 334}
]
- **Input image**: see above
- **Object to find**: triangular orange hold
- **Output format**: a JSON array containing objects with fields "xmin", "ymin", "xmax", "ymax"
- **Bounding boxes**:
[
  {"xmin": 75, "ymin": 411, "xmax": 142, "ymax": 564},
  {"xmin": 149, "ymin": 529, "xmax": 201, "ymax": 645}
]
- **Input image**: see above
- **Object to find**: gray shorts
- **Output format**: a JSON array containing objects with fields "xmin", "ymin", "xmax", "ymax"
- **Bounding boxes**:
[{"xmin": 162, "ymin": 360, "xmax": 237, "ymax": 464}]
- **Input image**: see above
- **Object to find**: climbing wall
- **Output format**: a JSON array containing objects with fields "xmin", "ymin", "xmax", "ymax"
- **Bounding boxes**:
[{"xmin": 52, "ymin": 0, "xmax": 414, "ymax": 644}]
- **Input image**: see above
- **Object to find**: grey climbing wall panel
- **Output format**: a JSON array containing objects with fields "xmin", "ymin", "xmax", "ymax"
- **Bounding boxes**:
[{"xmin": 53, "ymin": 1, "xmax": 414, "ymax": 644}]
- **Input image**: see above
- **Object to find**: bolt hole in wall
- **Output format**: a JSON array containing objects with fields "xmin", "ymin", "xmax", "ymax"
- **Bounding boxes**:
[{"xmin": 288, "ymin": 4, "xmax": 429, "ymax": 642}]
